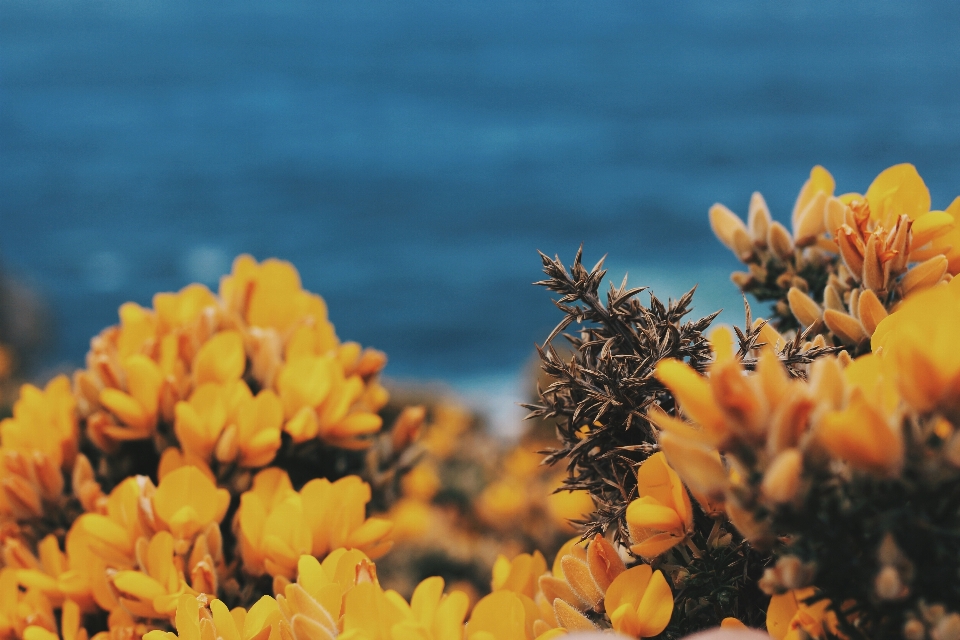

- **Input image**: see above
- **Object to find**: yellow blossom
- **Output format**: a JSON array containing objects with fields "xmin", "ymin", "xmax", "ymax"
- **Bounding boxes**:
[
  {"xmin": 400, "ymin": 576, "xmax": 470, "ymax": 640},
  {"xmin": 0, "ymin": 376, "xmax": 78, "ymax": 522},
  {"xmin": 476, "ymin": 479, "xmax": 528, "ymax": 526},
  {"xmin": 626, "ymin": 452, "xmax": 693, "ymax": 559},
  {"xmin": 153, "ymin": 466, "xmax": 231, "ymax": 542},
  {"xmin": 386, "ymin": 499, "xmax": 435, "ymax": 542},
  {"xmin": 174, "ymin": 381, "xmax": 283, "ymax": 468},
  {"xmin": 220, "ymin": 256, "xmax": 329, "ymax": 337},
  {"xmin": 464, "ymin": 590, "xmax": 539, "ymax": 640},
  {"xmin": 545, "ymin": 488, "xmax": 594, "ymax": 532},
  {"xmin": 714, "ymin": 164, "xmax": 956, "ymax": 344},
  {"xmin": 923, "ymin": 197, "xmax": 960, "ymax": 275},
  {"xmin": 192, "ymin": 331, "xmax": 246, "ymax": 386},
  {"xmin": 341, "ymin": 572, "xmax": 470, "ymax": 640},
  {"xmin": 152, "ymin": 284, "xmax": 219, "ymax": 335},
  {"xmin": 766, "ymin": 588, "xmax": 836, "ymax": 640},
  {"xmin": 816, "ymin": 386, "xmax": 903, "ymax": 476},
  {"xmin": 89, "ymin": 354, "xmax": 165, "ymax": 448},
  {"xmin": 144, "ymin": 593, "xmax": 282, "ymax": 640},
  {"xmin": 1, "ymin": 375, "xmax": 77, "ymax": 469},
  {"xmin": 276, "ymin": 355, "xmax": 383, "ymax": 449},
  {"xmin": 5, "ymin": 534, "xmax": 94, "ymax": 613},
  {"xmin": 67, "ymin": 467, "xmax": 226, "ymax": 618},
  {"xmin": 872, "ymin": 278, "xmax": 960, "ymax": 415},
  {"xmin": 0, "ymin": 567, "xmax": 57, "ymax": 640},
  {"xmin": 604, "ymin": 564, "xmax": 673, "ymax": 638},
  {"xmin": 538, "ymin": 534, "xmax": 624, "ymax": 622},
  {"xmin": 236, "ymin": 469, "xmax": 392, "ymax": 579},
  {"xmin": 22, "ymin": 600, "xmax": 88, "ymax": 640},
  {"xmin": 400, "ymin": 463, "xmax": 441, "ymax": 502},
  {"xmin": 492, "ymin": 551, "xmax": 548, "ymax": 600},
  {"xmin": 232, "ymin": 389, "xmax": 285, "ymax": 468},
  {"xmin": 111, "ymin": 531, "xmax": 188, "ymax": 620}
]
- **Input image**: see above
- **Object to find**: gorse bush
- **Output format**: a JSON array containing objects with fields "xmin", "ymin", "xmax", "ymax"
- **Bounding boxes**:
[{"xmin": 1, "ymin": 163, "xmax": 959, "ymax": 640}]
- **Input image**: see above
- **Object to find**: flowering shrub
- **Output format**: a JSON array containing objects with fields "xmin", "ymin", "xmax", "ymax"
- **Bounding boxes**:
[{"xmin": 1, "ymin": 164, "xmax": 958, "ymax": 640}]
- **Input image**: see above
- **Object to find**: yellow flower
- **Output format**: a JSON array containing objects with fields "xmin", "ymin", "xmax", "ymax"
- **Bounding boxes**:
[
  {"xmin": 816, "ymin": 385, "xmax": 903, "ymax": 476},
  {"xmin": 174, "ymin": 381, "xmax": 283, "ymax": 468},
  {"xmin": 152, "ymin": 466, "xmax": 231, "ymax": 542},
  {"xmin": 152, "ymin": 283, "xmax": 219, "ymax": 335},
  {"xmin": 220, "ymin": 255, "xmax": 328, "ymax": 336},
  {"xmin": 714, "ymin": 164, "xmax": 956, "ymax": 344},
  {"xmin": 144, "ymin": 592, "xmax": 282, "ymax": 640},
  {"xmin": 0, "ymin": 376, "xmax": 77, "ymax": 521},
  {"xmin": 276, "ymin": 355, "xmax": 383, "ymax": 449},
  {"xmin": 74, "ymin": 283, "xmax": 226, "ymax": 450},
  {"xmin": 4, "ymin": 533, "xmax": 95, "ymax": 614},
  {"xmin": 236, "ymin": 469, "xmax": 392, "ymax": 579},
  {"xmin": 0, "ymin": 567, "xmax": 57, "ymax": 640},
  {"xmin": 341, "ymin": 571, "xmax": 471, "ymax": 640},
  {"xmin": 174, "ymin": 382, "xmax": 235, "ymax": 461},
  {"xmin": 400, "ymin": 463, "xmax": 441, "ymax": 502},
  {"xmin": 1, "ymin": 375, "xmax": 77, "ymax": 468},
  {"xmin": 492, "ymin": 551, "xmax": 548, "ymax": 600},
  {"xmin": 863, "ymin": 163, "xmax": 932, "ymax": 228},
  {"xmin": 464, "ymin": 590, "xmax": 539, "ymax": 640},
  {"xmin": 625, "ymin": 452, "xmax": 693, "ymax": 559},
  {"xmin": 301, "ymin": 476, "xmax": 393, "ymax": 560},
  {"xmin": 872, "ymin": 278, "xmax": 960, "ymax": 416},
  {"xmin": 111, "ymin": 531, "xmax": 188, "ymax": 620},
  {"xmin": 69, "ymin": 478, "xmax": 146, "ymax": 610},
  {"xmin": 476, "ymin": 479, "xmax": 528, "ymax": 527},
  {"xmin": 275, "ymin": 555, "xmax": 342, "ymax": 640},
  {"xmin": 105, "ymin": 523, "xmax": 223, "ymax": 624},
  {"xmin": 545, "ymin": 488, "xmax": 594, "ymax": 532},
  {"xmin": 89, "ymin": 353, "xmax": 165, "ymax": 449},
  {"xmin": 385, "ymin": 499, "xmax": 435, "ymax": 543},
  {"xmin": 67, "ymin": 466, "xmax": 227, "ymax": 618},
  {"xmin": 766, "ymin": 588, "xmax": 835, "ymax": 640},
  {"xmin": 192, "ymin": 331, "xmax": 246, "ymax": 386},
  {"xmin": 217, "ymin": 256, "xmax": 389, "ymax": 449},
  {"xmin": 232, "ymin": 388, "xmax": 284, "ymax": 468},
  {"xmin": 537, "ymin": 534, "xmax": 624, "ymax": 631},
  {"xmin": 421, "ymin": 403, "xmax": 472, "ymax": 459},
  {"xmin": 922, "ymin": 197, "xmax": 960, "ymax": 275},
  {"xmin": 604, "ymin": 564, "xmax": 673, "ymax": 638},
  {"xmin": 22, "ymin": 600, "xmax": 88, "ymax": 640}
]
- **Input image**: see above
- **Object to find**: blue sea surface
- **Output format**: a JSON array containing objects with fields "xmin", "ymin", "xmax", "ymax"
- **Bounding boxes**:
[{"xmin": 2, "ymin": 0, "xmax": 960, "ymax": 425}]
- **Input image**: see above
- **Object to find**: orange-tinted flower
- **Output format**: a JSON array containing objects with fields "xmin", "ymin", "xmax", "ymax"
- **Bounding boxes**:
[
  {"xmin": 625, "ymin": 453, "xmax": 693, "ymax": 559},
  {"xmin": 766, "ymin": 588, "xmax": 836, "ymax": 640},
  {"xmin": 235, "ymin": 469, "xmax": 392, "ymax": 580},
  {"xmin": 144, "ymin": 592, "xmax": 282, "ymax": 640},
  {"xmin": 0, "ymin": 567, "xmax": 58, "ymax": 640},
  {"xmin": 464, "ymin": 590, "xmax": 538, "ymax": 640},
  {"xmin": 276, "ymin": 355, "xmax": 383, "ymax": 449},
  {"xmin": 539, "ymin": 534, "xmax": 624, "ymax": 623},
  {"xmin": 604, "ymin": 564, "xmax": 674, "ymax": 638},
  {"xmin": 0, "ymin": 376, "xmax": 78, "ymax": 522},
  {"xmin": 152, "ymin": 466, "xmax": 230, "ymax": 542},
  {"xmin": 873, "ymin": 278, "xmax": 960, "ymax": 416}
]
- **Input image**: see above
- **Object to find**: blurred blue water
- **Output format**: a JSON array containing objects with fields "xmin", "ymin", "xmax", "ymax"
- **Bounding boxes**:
[{"xmin": 2, "ymin": 0, "xmax": 960, "ymax": 394}]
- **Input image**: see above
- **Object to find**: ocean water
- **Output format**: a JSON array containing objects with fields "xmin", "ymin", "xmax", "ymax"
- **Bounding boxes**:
[{"xmin": 2, "ymin": 0, "xmax": 960, "ymax": 427}]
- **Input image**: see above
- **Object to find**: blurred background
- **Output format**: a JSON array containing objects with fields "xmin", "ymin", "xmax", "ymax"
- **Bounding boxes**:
[{"xmin": 2, "ymin": 0, "xmax": 960, "ymax": 430}]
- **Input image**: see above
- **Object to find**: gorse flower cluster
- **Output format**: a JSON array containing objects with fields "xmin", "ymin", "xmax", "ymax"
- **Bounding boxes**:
[
  {"xmin": 711, "ymin": 164, "xmax": 958, "ymax": 347},
  {"xmin": 3, "ymin": 162, "xmax": 959, "ymax": 640},
  {"xmin": 0, "ymin": 256, "xmax": 407, "ymax": 640},
  {"xmin": 532, "ymin": 163, "xmax": 960, "ymax": 640}
]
